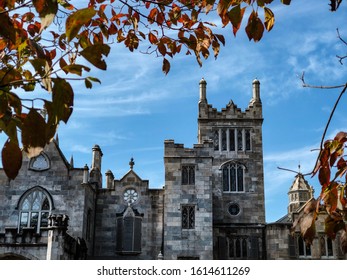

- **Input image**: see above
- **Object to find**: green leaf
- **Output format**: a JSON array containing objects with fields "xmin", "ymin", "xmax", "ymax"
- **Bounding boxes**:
[
  {"xmin": 33, "ymin": 0, "xmax": 58, "ymax": 32},
  {"xmin": 85, "ymin": 78, "xmax": 92, "ymax": 89},
  {"xmin": 66, "ymin": 8, "xmax": 96, "ymax": 42},
  {"xmin": 80, "ymin": 44, "xmax": 110, "ymax": 70},
  {"xmin": 2, "ymin": 138, "xmax": 22, "ymax": 180},
  {"xmin": 85, "ymin": 76, "xmax": 101, "ymax": 89},
  {"xmin": 22, "ymin": 109, "xmax": 47, "ymax": 158},
  {"xmin": 281, "ymin": 0, "xmax": 291, "ymax": 5}
]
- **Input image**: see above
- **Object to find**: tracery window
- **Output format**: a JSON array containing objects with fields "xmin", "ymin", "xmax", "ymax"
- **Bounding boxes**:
[
  {"xmin": 222, "ymin": 163, "xmax": 244, "ymax": 192},
  {"xmin": 181, "ymin": 205, "xmax": 195, "ymax": 229},
  {"xmin": 213, "ymin": 128, "xmax": 251, "ymax": 152},
  {"xmin": 182, "ymin": 165, "xmax": 195, "ymax": 185},
  {"xmin": 18, "ymin": 187, "xmax": 52, "ymax": 233},
  {"xmin": 228, "ymin": 237, "xmax": 248, "ymax": 259}
]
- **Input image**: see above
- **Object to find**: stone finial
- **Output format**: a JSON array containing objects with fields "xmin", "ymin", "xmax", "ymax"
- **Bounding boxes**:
[
  {"xmin": 129, "ymin": 157, "xmax": 135, "ymax": 169},
  {"xmin": 199, "ymin": 77, "xmax": 207, "ymax": 103},
  {"xmin": 91, "ymin": 144, "xmax": 103, "ymax": 171},
  {"xmin": 70, "ymin": 155, "xmax": 74, "ymax": 168},
  {"xmin": 251, "ymin": 78, "xmax": 261, "ymax": 104},
  {"xmin": 83, "ymin": 164, "xmax": 89, "ymax": 184}
]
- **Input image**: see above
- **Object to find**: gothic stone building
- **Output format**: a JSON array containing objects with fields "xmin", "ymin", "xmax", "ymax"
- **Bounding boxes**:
[{"xmin": 0, "ymin": 79, "xmax": 345, "ymax": 260}]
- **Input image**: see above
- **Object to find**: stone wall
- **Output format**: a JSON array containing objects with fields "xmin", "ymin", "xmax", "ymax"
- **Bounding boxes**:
[{"xmin": 163, "ymin": 140, "xmax": 214, "ymax": 260}]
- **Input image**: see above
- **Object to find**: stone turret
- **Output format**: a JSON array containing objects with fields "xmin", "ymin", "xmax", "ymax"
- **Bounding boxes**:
[
  {"xmin": 288, "ymin": 172, "xmax": 314, "ymax": 214},
  {"xmin": 251, "ymin": 78, "xmax": 261, "ymax": 104},
  {"xmin": 90, "ymin": 144, "xmax": 103, "ymax": 187}
]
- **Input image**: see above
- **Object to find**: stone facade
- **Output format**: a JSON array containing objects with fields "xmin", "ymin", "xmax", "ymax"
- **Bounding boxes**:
[
  {"xmin": 0, "ymin": 79, "xmax": 345, "ymax": 260},
  {"xmin": 266, "ymin": 173, "xmax": 346, "ymax": 260}
]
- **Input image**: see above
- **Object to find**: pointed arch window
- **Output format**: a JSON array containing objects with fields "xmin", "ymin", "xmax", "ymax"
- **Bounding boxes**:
[
  {"xmin": 222, "ymin": 163, "xmax": 245, "ymax": 192},
  {"xmin": 18, "ymin": 187, "xmax": 53, "ymax": 233}
]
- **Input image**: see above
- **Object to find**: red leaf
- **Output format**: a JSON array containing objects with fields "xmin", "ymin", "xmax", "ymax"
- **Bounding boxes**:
[{"xmin": 2, "ymin": 139, "xmax": 22, "ymax": 180}]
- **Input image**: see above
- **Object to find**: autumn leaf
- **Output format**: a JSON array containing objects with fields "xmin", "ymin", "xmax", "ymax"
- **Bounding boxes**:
[
  {"xmin": 33, "ymin": 0, "xmax": 58, "ymax": 32},
  {"xmin": 162, "ymin": 58, "xmax": 170, "ymax": 74},
  {"xmin": 80, "ymin": 44, "xmax": 111, "ymax": 70},
  {"xmin": 324, "ymin": 213, "xmax": 344, "ymax": 240},
  {"xmin": 245, "ymin": 11, "xmax": 264, "ymax": 42},
  {"xmin": 264, "ymin": 7, "xmax": 275, "ymax": 31},
  {"xmin": 22, "ymin": 109, "xmax": 47, "ymax": 158},
  {"xmin": 65, "ymin": 8, "xmax": 96, "ymax": 42},
  {"xmin": 228, "ymin": 5, "xmax": 246, "ymax": 36},
  {"xmin": 1, "ymin": 138, "xmax": 22, "ymax": 180},
  {"xmin": 52, "ymin": 78, "xmax": 74, "ymax": 124}
]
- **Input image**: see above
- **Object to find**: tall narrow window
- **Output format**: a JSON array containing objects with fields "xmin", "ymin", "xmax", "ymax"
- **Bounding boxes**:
[
  {"xmin": 229, "ymin": 129, "xmax": 235, "ymax": 151},
  {"xmin": 221, "ymin": 129, "xmax": 227, "ymax": 151},
  {"xmin": 237, "ymin": 129, "xmax": 243, "ymax": 151},
  {"xmin": 116, "ymin": 206, "xmax": 143, "ymax": 255},
  {"xmin": 18, "ymin": 187, "xmax": 52, "ymax": 233},
  {"xmin": 213, "ymin": 130, "xmax": 219, "ymax": 151},
  {"xmin": 298, "ymin": 236, "xmax": 311, "ymax": 257},
  {"xmin": 245, "ymin": 129, "xmax": 251, "ymax": 151},
  {"xmin": 222, "ymin": 163, "xmax": 245, "ymax": 192},
  {"xmin": 182, "ymin": 166, "xmax": 195, "ymax": 185},
  {"xmin": 182, "ymin": 205, "xmax": 195, "ymax": 229}
]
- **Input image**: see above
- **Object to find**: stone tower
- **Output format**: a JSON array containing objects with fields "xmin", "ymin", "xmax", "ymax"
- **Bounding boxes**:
[
  {"xmin": 288, "ymin": 172, "xmax": 314, "ymax": 214},
  {"xmin": 163, "ymin": 78, "xmax": 266, "ymax": 260},
  {"xmin": 198, "ymin": 78, "xmax": 265, "ymax": 259}
]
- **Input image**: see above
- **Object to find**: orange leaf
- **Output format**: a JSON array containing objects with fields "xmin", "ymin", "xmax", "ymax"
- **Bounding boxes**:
[
  {"xmin": 149, "ymin": 32, "xmax": 158, "ymax": 44},
  {"xmin": 264, "ymin": 7, "xmax": 275, "ymax": 31}
]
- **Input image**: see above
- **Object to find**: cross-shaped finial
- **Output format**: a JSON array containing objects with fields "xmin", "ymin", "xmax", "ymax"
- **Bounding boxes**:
[{"xmin": 129, "ymin": 157, "xmax": 135, "ymax": 169}]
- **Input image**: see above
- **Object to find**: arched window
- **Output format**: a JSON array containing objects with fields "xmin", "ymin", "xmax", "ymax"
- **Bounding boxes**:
[
  {"xmin": 222, "ymin": 163, "xmax": 245, "ymax": 192},
  {"xmin": 18, "ymin": 187, "xmax": 53, "ymax": 233}
]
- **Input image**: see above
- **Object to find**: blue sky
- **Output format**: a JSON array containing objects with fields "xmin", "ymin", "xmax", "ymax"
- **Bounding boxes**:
[{"xmin": 2, "ymin": 0, "xmax": 347, "ymax": 222}]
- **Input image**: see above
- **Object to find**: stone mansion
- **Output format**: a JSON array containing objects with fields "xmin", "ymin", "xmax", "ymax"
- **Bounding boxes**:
[{"xmin": 0, "ymin": 79, "xmax": 346, "ymax": 260}]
